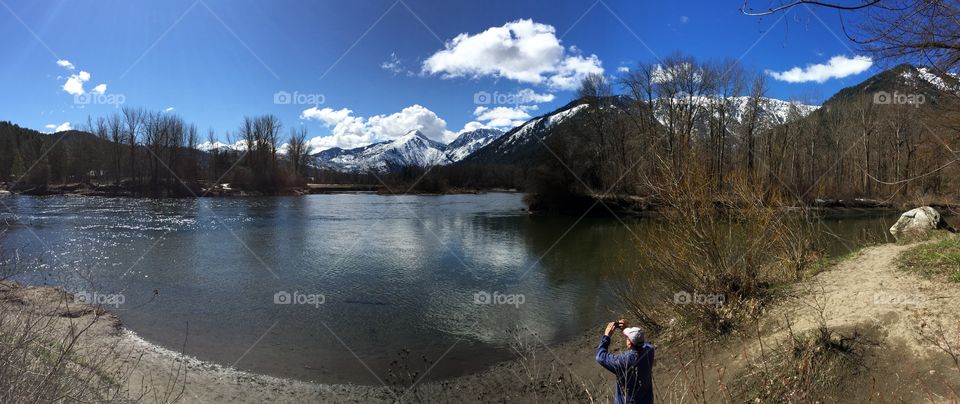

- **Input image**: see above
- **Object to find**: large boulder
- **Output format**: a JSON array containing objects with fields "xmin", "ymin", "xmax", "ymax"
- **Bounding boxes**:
[{"xmin": 889, "ymin": 206, "xmax": 950, "ymax": 240}]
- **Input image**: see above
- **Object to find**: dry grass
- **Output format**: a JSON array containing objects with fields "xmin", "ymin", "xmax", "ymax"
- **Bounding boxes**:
[
  {"xmin": 0, "ymin": 231, "xmax": 184, "ymax": 404},
  {"xmin": 620, "ymin": 167, "xmax": 823, "ymax": 341},
  {"xmin": 732, "ymin": 297, "xmax": 874, "ymax": 402}
]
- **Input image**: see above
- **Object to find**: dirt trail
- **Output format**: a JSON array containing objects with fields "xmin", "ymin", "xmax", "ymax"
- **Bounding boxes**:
[
  {"xmin": 767, "ymin": 242, "xmax": 960, "ymax": 348},
  {"xmin": 754, "ymin": 242, "xmax": 960, "ymax": 401}
]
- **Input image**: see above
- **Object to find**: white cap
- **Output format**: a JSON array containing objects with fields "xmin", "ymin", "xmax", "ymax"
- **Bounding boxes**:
[{"xmin": 622, "ymin": 327, "xmax": 644, "ymax": 345}]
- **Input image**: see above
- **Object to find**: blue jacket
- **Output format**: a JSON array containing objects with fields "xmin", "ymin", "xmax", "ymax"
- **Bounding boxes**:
[{"xmin": 596, "ymin": 335, "xmax": 655, "ymax": 404}]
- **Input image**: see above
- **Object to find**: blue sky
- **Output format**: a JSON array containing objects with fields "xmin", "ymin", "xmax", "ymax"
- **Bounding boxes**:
[{"xmin": 0, "ymin": 0, "xmax": 881, "ymax": 150}]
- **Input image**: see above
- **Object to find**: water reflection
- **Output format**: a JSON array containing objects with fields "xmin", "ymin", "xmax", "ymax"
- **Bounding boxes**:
[{"xmin": 0, "ymin": 193, "xmax": 898, "ymax": 384}]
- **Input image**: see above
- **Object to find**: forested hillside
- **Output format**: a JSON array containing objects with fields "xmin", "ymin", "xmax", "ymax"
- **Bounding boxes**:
[{"xmin": 0, "ymin": 111, "xmax": 314, "ymax": 196}]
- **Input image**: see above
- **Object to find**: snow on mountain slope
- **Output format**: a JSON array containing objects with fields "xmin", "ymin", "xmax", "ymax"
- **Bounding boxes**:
[
  {"xmin": 653, "ymin": 96, "xmax": 818, "ymax": 128},
  {"xmin": 496, "ymin": 103, "xmax": 588, "ymax": 153},
  {"xmin": 445, "ymin": 128, "xmax": 504, "ymax": 162},
  {"xmin": 901, "ymin": 66, "xmax": 960, "ymax": 94},
  {"xmin": 314, "ymin": 130, "xmax": 451, "ymax": 172}
]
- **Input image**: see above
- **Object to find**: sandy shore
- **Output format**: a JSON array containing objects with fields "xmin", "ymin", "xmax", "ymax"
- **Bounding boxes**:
[{"xmin": 2, "ymin": 241, "xmax": 960, "ymax": 402}]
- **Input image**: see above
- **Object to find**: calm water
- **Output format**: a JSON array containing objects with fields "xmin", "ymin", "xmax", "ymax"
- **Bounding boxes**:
[{"xmin": 0, "ymin": 193, "xmax": 899, "ymax": 384}]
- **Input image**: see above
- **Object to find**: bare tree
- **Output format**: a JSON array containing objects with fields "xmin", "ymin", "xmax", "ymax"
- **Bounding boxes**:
[
  {"xmin": 742, "ymin": 73, "xmax": 769, "ymax": 181},
  {"xmin": 577, "ymin": 73, "xmax": 614, "ymax": 192},
  {"xmin": 287, "ymin": 126, "xmax": 310, "ymax": 178},
  {"xmin": 742, "ymin": 1, "xmax": 960, "ymax": 74},
  {"xmin": 121, "ymin": 107, "xmax": 144, "ymax": 184}
]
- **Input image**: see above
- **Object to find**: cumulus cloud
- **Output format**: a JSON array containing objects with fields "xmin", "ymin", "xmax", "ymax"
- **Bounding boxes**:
[
  {"xmin": 301, "ymin": 107, "xmax": 355, "ymax": 127},
  {"xmin": 45, "ymin": 122, "xmax": 73, "ymax": 132},
  {"xmin": 301, "ymin": 104, "xmax": 457, "ymax": 152},
  {"xmin": 515, "ymin": 88, "xmax": 555, "ymax": 103},
  {"xmin": 57, "ymin": 61, "xmax": 107, "ymax": 96},
  {"xmin": 472, "ymin": 106, "xmax": 533, "ymax": 129},
  {"xmin": 459, "ymin": 121, "xmax": 490, "ymax": 133},
  {"xmin": 767, "ymin": 55, "xmax": 873, "ymax": 83},
  {"xmin": 63, "ymin": 71, "xmax": 91, "ymax": 95},
  {"xmin": 422, "ymin": 19, "xmax": 603, "ymax": 90},
  {"xmin": 56, "ymin": 59, "xmax": 75, "ymax": 70},
  {"xmin": 617, "ymin": 66, "xmax": 630, "ymax": 73}
]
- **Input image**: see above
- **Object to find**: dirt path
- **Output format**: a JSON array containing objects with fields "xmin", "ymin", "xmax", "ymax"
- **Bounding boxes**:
[{"xmin": 755, "ymin": 242, "xmax": 960, "ymax": 401}]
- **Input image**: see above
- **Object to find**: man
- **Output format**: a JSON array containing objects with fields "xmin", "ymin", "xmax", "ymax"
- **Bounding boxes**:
[{"xmin": 596, "ymin": 319, "xmax": 655, "ymax": 404}]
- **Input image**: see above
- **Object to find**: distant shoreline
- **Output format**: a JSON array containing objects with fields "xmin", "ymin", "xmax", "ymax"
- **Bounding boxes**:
[
  {"xmin": 0, "ymin": 182, "xmax": 523, "ymax": 198},
  {"xmin": 5, "ymin": 185, "xmax": 952, "ymax": 218}
]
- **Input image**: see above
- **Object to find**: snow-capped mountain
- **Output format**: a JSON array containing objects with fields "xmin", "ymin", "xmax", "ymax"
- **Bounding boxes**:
[
  {"xmin": 311, "ymin": 93, "xmax": 823, "ymax": 172},
  {"xmin": 899, "ymin": 66, "xmax": 960, "ymax": 94},
  {"xmin": 827, "ymin": 64, "xmax": 960, "ymax": 106},
  {"xmin": 445, "ymin": 128, "xmax": 504, "ymax": 161},
  {"xmin": 314, "ymin": 130, "xmax": 450, "ymax": 172},
  {"xmin": 652, "ymin": 96, "xmax": 819, "ymax": 129},
  {"xmin": 196, "ymin": 140, "xmax": 247, "ymax": 152},
  {"xmin": 312, "ymin": 128, "xmax": 505, "ymax": 172},
  {"xmin": 463, "ymin": 100, "xmax": 592, "ymax": 165}
]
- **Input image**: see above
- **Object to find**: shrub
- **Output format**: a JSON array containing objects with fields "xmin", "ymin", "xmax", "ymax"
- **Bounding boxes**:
[{"xmin": 620, "ymin": 166, "xmax": 822, "ymax": 340}]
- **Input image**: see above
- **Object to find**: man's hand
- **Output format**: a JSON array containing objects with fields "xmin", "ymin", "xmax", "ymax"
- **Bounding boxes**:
[
  {"xmin": 604, "ymin": 319, "xmax": 628, "ymax": 337},
  {"xmin": 604, "ymin": 322, "xmax": 617, "ymax": 337}
]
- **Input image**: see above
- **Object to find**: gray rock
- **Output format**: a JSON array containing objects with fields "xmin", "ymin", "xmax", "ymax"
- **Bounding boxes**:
[{"xmin": 889, "ymin": 206, "xmax": 945, "ymax": 240}]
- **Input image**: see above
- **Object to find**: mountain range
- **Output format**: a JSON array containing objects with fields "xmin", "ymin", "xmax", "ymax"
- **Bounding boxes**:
[
  {"xmin": 310, "ymin": 64, "xmax": 960, "ymax": 175},
  {"xmin": 25, "ymin": 64, "xmax": 958, "ymax": 176},
  {"xmin": 311, "ymin": 128, "xmax": 504, "ymax": 172}
]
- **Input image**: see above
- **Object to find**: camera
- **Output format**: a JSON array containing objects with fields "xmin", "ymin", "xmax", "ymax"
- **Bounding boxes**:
[{"xmin": 614, "ymin": 320, "xmax": 626, "ymax": 329}]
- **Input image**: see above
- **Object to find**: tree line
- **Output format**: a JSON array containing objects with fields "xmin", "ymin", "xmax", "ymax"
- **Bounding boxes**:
[
  {"xmin": 0, "ymin": 108, "xmax": 319, "ymax": 196},
  {"xmin": 355, "ymin": 52, "xmax": 960, "ymax": 204},
  {"xmin": 512, "ymin": 53, "xmax": 960, "ymax": 210}
]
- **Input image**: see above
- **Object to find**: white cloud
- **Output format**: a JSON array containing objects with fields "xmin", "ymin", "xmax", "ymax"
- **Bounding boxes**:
[
  {"xmin": 45, "ymin": 122, "xmax": 73, "ymax": 132},
  {"xmin": 302, "ymin": 104, "xmax": 458, "ymax": 152},
  {"xmin": 301, "ymin": 107, "xmax": 355, "ymax": 127},
  {"xmin": 164, "ymin": 107, "xmax": 175, "ymax": 113},
  {"xmin": 422, "ymin": 19, "xmax": 603, "ymax": 91},
  {"xmin": 459, "ymin": 121, "xmax": 490, "ymax": 133},
  {"xmin": 680, "ymin": 15, "xmax": 689, "ymax": 24},
  {"xmin": 515, "ymin": 88, "xmax": 555, "ymax": 103},
  {"xmin": 56, "ymin": 59, "xmax": 75, "ymax": 70},
  {"xmin": 469, "ymin": 105, "xmax": 534, "ymax": 131},
  {"xmin": 767, "ymin": 55, "xmax": 873, "ymax": 83},
  {"xmin": 380, "ymin": 52, "xmax": 412, "ymax": 76},
  {"xmin": 63, "ymin": 70, "xmax": 90, "ymax": 95},
  {"xmin": 57, "ymin": 61, "xmax": 109, "ymax": 96},
  {"xmin": 617, "ymin": 66, "xmax": 630, "ymax": 73}
]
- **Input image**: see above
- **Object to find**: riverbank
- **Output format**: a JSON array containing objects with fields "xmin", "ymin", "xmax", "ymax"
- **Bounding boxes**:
[
  {"xmin": 2, "ymin": 240, "xmax": 959, "ymax": 402},
  {"xmin": 527, "ymin": 192, "xmax": 960, "ymax": 218}
]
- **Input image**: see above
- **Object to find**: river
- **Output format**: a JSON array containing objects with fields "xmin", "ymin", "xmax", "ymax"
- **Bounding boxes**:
[{"xmin": 0, "ymin": 193, "xmax": 899, "ymax": 384}]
